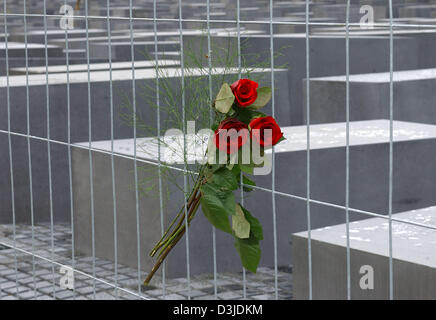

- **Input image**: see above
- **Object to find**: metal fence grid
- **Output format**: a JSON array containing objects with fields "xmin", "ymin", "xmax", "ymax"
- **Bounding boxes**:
[{"xmin": 1, "ymin": 0, "xmax": 436, "ymax": 300}]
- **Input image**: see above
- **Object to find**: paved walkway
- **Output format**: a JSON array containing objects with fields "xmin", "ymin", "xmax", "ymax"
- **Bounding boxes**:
[{"xmin": 0, "ymin": 224, "xmax": 293, "ymax": 300}]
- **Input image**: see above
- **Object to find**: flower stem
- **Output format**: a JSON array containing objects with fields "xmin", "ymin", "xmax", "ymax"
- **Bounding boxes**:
[
  {"xmin": 143, "ymin": 226, "xmax": 186, "ymax": 286},
  {"xmin": 149, "ymin": 169, "xmax": 204, "ymax": 257},
  {"xmin": 144, "ymin": 193, "xmax": 202, "ymax": 285},
  {"xmin": 149, "ymin": 186, "xmax": 198, "ymax": 257},
  {"xmin": 145, "ymin": 165, "xmax": 208, "ymax": 284},
  {"xmin": 156, "ymin": 194, "xmax": 201, "ymax": 258}
]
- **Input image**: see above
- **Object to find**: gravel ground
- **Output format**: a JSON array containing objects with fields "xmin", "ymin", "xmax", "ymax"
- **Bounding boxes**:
[{"xmin": 0, "ymin": 223, "xmax": 293, "ymax": 300}]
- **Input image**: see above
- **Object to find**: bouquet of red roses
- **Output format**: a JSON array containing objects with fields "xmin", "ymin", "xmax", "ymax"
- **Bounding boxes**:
[{"xmin": 144, "ymin": 78, "xmax": 284, "ymax": 285}]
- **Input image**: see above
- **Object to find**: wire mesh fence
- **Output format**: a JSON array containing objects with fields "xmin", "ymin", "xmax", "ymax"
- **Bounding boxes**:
[{"xmin": 1, "ymin": 0, "xmax": 436, "ymax": 300}]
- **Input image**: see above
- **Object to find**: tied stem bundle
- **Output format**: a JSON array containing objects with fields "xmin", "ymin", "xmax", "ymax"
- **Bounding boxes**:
[
  {"xmin": 143, "ymin": 79, "xmax": 284, "ymax": 285},
  {"xmin": 144, "ymin": 168, "xmax": 205, "ymax": 285}
]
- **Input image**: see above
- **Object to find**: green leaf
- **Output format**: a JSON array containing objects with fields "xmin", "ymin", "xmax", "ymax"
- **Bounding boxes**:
[
  {"xmin": 232, "ymin": 166, "xmax": 255, "ymax": 191},
  {"xmin": 231, "ymin": 164, "xmax": 241, "ymax": 176},
  {"xmin": 242, "ymin": 174, "xmax": 256, "ymax": 192},
  {"xmin": 200, "ymin": 183, "xmax": 235, "ymax": 234},
  {"xmin": 234, "ymin": 107, "xmax": 266, "ymax": 125},
  {"xmin": 234, "ymin": 204, "xmax": 263, "ymax": 272},
  {"xmin": 240, "ymin": 164, "xmax": 254, "ymax": 175},
  {"xmin": 250, "ymin": 87, "xmax": 272, "ymax": 109},
  {"xmin": 211, "ymin": 123, "xmax": 219, "ymax": 131},
  {"xmin": 207, "ymin": 163, "xmax": 225, "ymax": 174},
  {"xmin": 232, "ymin": 204, "xmax": 250, "ymax": 239},
  {"xmin": 234, "ymin": 237, "xmax": 261, "ymax": 273},
  {"xmin": 239, "ymin": 205, "xmax": 263, "ymax": 241},
  {"xmin": 214, "ymin": 83, "xmax": 235, "ymax": 114},
  {"xmin": 211, "ymin": 167, "xmax": 238, "ymax": 191}
]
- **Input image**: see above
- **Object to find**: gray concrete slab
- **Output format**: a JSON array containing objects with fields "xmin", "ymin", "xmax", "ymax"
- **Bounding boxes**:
[
  {"xmin": 183, "ymin": 32, "xmax": 431, "ymax": 125},
  {"xmin": 253, "ymin": 119, "xmax": 436, "ymax": 270},
  {"xmin": 88, "ymin": 40, "xmax": 181, "ymax": 61},
  {"xmin": 0, "ymin": 67, "xmax": 290, "ymax": 224},
  {"xmin": 304, "ymin": 68, "xmax": 436, "ymax": 125},
  {"xmin": 313, "ymin": 4, "xmax": 387, "ymax": 22},
  {"xmin": 293, "ymin": 206, "xmax": 436, "ymax": 299},
  {"xmin": 0, "ymin": 33, "xmax": 8, "ymax": 42},
  {"xmin": 0, "ymin": 41, "xmax": 68, "ymax": 75},
  {"xmin": 9, "ymin": 29, "xmax": 109, "ymax": 43},
  {"xmin": 399, "ymin": 4, "xmax": 436, "ymax": 18},
  {"xmin": 0, "ymin": 42, "xmax": 63, "ymax": 58},
  {"xmin": 9, "ymin": 60, "xmax": 180, "ymax": 74},
  {"xmin": 70, "ymin": 120, "xmax": 436, "ymax": 276}
]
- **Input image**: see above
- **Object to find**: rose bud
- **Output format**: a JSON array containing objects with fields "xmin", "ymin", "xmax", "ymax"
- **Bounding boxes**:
[
  {"xmin": 249, "ymin": 116, "xmax": 284, "ymax": 148},
  {"xmin": 230, "ymin": 79, "xmax": 259, "ymax": 107},
  {"xmin": 214, "ymin": 118, "xmax": 249, "ymax": 154}
]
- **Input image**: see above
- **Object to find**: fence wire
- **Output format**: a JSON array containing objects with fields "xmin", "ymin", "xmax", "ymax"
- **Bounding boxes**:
[{"xmin": 1, "ymin": 0, "xmax": 436, "ymax": 301}]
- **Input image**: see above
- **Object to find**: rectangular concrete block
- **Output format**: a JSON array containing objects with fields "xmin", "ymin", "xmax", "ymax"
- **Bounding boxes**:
[
  {"xmin": 71, "ymin": 145, "xmax": 168, "ymax": 278},
  {"xmin": 71, "ymin": 142, "xmax": 250, "ymax": 278},
  {"xmin": 184, "ymin": 32, "xmax": 428, "ymax": 125},
  {"xmin": 305, "ymin": 68, "xmax": 436, "ymax": 125},
  {"xmin": 9, "ymin": 60, "xmax": 180, "ymax": 74},
  {"xmin": 88, "ymin": 40, "xmax": 181, "ymax": 61},
  {"xmin": 0, "ymin": 66, "xmax": 290, "ymax": 225},
  {"xmin": 71, "ymin": 119, "xmax": 436, "ymax": 277},
  {"xmin": 0, "ymin": 42, "xmax": 63, "ymax": 58},
  {"xmin": 292, "ymin": 207, "xmax": 436, "ymax": 300}
]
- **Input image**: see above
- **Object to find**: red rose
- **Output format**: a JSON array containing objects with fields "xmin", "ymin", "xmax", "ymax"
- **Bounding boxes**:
[
  {"xmin": 230, "ymin": 79, "xmax": 259, "ymax": 107},
  {"xmin": 249, "ymin": 116, "xmax": 284, "ymax": 148},
  {"xmin": 214, "ymin": 118, "xmax": 249, "ymax": 154}
]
